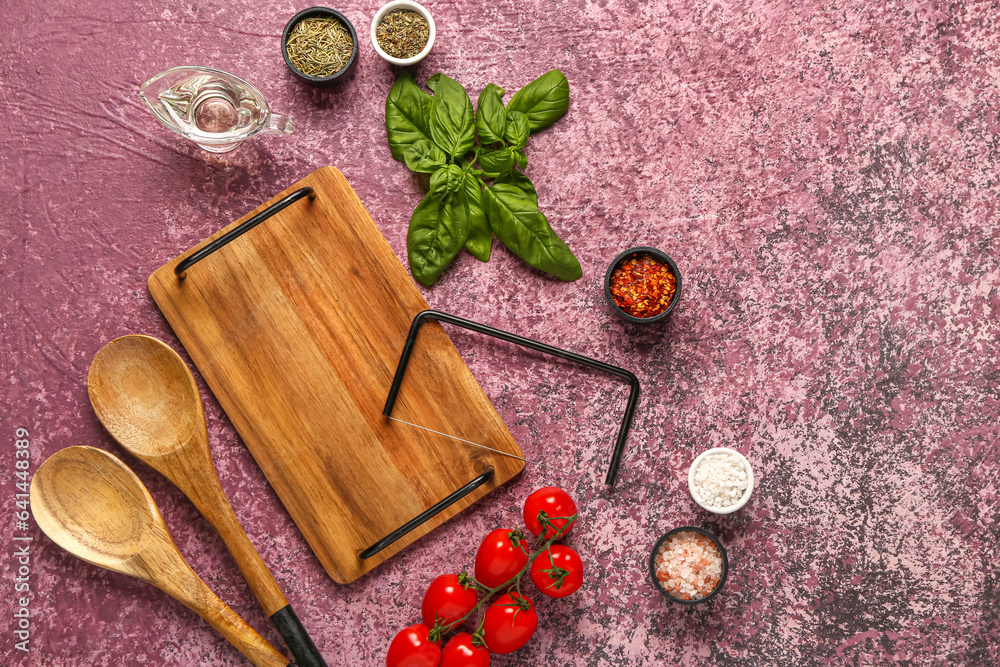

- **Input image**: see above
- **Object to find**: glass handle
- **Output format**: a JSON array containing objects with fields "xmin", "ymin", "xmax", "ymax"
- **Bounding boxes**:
[{"xmin": 263, "ymin": 111, "xmax": 294, "ymax": 135}]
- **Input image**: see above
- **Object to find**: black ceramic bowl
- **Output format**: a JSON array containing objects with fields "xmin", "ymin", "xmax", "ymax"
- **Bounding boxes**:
[
  {"xmin": 282, "ymin": 7, "xmax": 359, "ymax": 87},
  {"xmin": 604, "ymin": 246, "xmax": 682, "ymax": 324},
  {"xmin": 649, "ymin": 526, "xmax": 729, "ymax": 605}
]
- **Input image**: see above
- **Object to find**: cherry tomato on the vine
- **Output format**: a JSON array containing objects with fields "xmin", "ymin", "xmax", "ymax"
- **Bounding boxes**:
[
  {"xmin": 386, "ymin": 623, "xmax": 441, "ymax": 667},
  {"xmin": 422, "ymin": 574, "xmax": 478, "ymax": 629},
  {"xmin": 440, "ymin": 632, "xmax": 491, "ymax": 667},
  {"xmin": 481, "ymin": 592, "xmax": 538, "ymax": 655},
  {"xmin": 523, "ymin": 487, "xmax": 577, "ymax": 539},
  {"xmin": 474, "ymin": 528, "xmax": 529, "ymax": 589},
  {"xmin": 530, "ymin": 544, "xmax": 584, "ymax": 598}
]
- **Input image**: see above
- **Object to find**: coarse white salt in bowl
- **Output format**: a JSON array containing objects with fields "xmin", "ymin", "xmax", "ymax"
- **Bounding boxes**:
[{"xmin": 687, "ymin": 447, "xmax": 755, "ymax": 514}]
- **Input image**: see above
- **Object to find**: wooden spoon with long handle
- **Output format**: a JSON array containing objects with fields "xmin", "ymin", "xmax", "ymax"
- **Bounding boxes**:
[
  {"xmin": 30, "ymin": 446, "xmax": 289, "ymax": 667},
  {"xmin": 87, "ymin": 334, "xmax": 326, "ymax": 667}
]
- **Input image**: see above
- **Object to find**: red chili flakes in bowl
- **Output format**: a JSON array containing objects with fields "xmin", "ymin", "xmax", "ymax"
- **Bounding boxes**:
[{"xmin": 609, "ymin": 254, "xmax": 677, "ymax": 318}]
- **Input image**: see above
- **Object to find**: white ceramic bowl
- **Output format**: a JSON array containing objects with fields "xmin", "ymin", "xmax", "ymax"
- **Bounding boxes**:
[
  {"xmin": 687, "ymin": 447, "xmax": 755, "ymax": 515},
  {"xmin": 370, "ymin": 0, "xmax": 436, "ymax": 66}
]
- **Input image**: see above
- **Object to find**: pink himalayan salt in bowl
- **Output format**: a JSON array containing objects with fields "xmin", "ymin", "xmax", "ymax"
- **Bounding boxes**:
[{"xmin": 649, "ymin": 526, "xmax": 729, "ymax": 605}]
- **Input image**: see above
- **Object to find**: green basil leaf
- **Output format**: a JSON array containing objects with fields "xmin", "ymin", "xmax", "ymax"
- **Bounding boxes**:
[
  {"xmin": 478, "ymin": 149, "xmax": 515, "ymax": 175},
  {"xmin": 475, "ymin": 83, "xmax": 507, "ymax": 144},
  {"xmin": 506, "ymin": 70, "xmax": 569, "ymax": 134},
  {"xmin": 403, "ymin": 140, "xmax": 448, "ymax": 173},
  {"xmin": 513, "ymin": 149, "xmax": 528, "ymax": 170},
  {"xmin": 428, "ymin": 73, "xmax": 475, "ymax": 159},
  {"xmin": 504, "ymin": 110, "xmax": 530, "ymax": 148},
  {"xmin": 485, "ymin": 183, "xmax": 581, "ymax": 281},
  {"xmin": 456, "ymin": 174, "xmax": 491, "ymax": 262},
  {"xmin": 494, "ymin": 169, "xmax": 537, "ymax": 205},
  {"xmin": 429, "ymin": 164, "xmax": 466, "ymax": 199},
  {"xmin": 385, "ymin": 71, "xmax": 433, "ymax": 161},
  {"xmin": 407, "ymin": 192, "xmax": 470, "ymax": 287}
]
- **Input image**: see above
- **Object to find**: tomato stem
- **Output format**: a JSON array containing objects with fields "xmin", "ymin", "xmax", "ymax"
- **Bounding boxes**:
[{"xmin": 439, "ymin": 512, "xmax": 579, "ymax": 636}]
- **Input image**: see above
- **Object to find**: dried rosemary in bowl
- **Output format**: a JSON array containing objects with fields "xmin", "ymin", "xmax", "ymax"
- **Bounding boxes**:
[
  {"xmin": 286, "ymin": 16, "xmax": 354, "ymax": 78},
  {"xmin": 376, "ymin": 9, "xmax": 429, "ymax": 59}
]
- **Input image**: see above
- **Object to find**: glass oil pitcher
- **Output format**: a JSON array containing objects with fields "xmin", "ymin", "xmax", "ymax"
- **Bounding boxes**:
[{"xmin": 139, "ymin": 66, "xmax": 293, "ymax": 153}]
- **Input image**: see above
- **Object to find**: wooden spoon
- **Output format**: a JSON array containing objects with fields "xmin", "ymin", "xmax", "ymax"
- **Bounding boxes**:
[
  {"xmin": 29, "ymin": 446, "xmax": 289, "ymax": 667},
  {"xmin": 87, "ymin": 334, "xmax": 326, "ymax": 667}
]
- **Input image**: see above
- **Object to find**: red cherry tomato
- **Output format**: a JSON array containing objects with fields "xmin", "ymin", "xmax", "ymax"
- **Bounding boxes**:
[
  {"xmin": 386, "ymin": 623, "xmax": 441, "ymax": 667},
  {"xmin": 421, "ymin": 574, "xmax": 478, "ymax": 629},
  {"xmin": 530, "ymin": 545, "xmax": 584, "ymax": 598},
  {"xmin": 474, "ymin": 528, "xmax": 529, "ymax": 589},
  {"xmin": 481, "ymin": 592, "xmax": 538, "ymax": 655},
  {"xmin": 440, "ymin": 632, "xmax": 491, "ymax": 667},
  {"xmin": 523, "ymin": 487, "xmax": 577, "ymax": 539}
]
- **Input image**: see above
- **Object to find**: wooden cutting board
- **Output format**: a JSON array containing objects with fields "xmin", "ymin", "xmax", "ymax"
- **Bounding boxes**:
[{"xmin": 148, "ymin": 166, "xmax": 524, "ymax": 584}]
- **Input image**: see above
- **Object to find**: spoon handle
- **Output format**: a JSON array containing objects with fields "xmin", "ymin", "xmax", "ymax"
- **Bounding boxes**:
[
  {"xmin": 191, "ymin": 469, "xmax": 328, "ymax": 667},
  {"xmin": 195, "ymin": 598, "xmax": 289, "ymax": 667},
  {"xmin": 173, "ymin": 578, "xmax": 291, "ymax": 667}
]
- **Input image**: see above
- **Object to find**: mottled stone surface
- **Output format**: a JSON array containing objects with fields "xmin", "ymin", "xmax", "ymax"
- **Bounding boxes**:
[{"xmin": 2, "ymin": 0, "xmax": 999, "ymax": 664}]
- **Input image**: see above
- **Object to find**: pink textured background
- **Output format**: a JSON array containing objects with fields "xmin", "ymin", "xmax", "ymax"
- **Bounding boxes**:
[{"xmin": 2, "ymin": 0, "xmax": 999, "ymax": 664}]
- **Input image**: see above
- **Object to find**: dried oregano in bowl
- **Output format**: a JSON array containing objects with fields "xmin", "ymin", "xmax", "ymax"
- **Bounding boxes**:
[
  {"xmin": 376, "ymin": 9, "xmax": 429, "ymax": 59},
  {"xmin": 370, "ymin": 1, "xmax": 436, "ymax": 65}
]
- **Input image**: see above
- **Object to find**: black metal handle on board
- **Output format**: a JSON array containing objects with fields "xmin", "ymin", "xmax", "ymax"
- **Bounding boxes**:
[
  {"xmin": 382, "ymin": 310, "xmax": 641, "ymax": 487},
  {"xmin": 359, "ymin": 469, "xmax": 495, "ymax": 559},
  {"xmin": 174, "ymin": 187, "xmax": 316, "ymax": 278},
  {"xmin": 270, "ymin": 604, "xmax": 328, "ymax": 667}
]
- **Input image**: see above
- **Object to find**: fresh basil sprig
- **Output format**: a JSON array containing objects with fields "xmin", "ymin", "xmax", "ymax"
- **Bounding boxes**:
[
  {"xmin": 385, "ymin": 71, "xmax": 433, "ymax": 161},
  {"xmin": 403, "ymin": 140, "xmax": 447, "ymax": 173},
  {"xmin": 407, "ymin": 193, "xmax": 468, "ymax": 287},
  {"xmin": 506, "ymin": 70, "xmax": 570, "ymax": 133},
  {"xmin": 427, "ymin": 74, "xmax": 476, "ymax": 159},
  {"xmin": 385, "ymin": 70, "xmax": 578, "ymax": 286},
  {"xmin": 456, "ymin": 173, "xmax": 492, "ymax": 262},
  {"xmin": 504, "ymin": 111, "xmax": 530, "ymax": 148},
  {"xmin": 485, "ymin": 184, "xmax": 581, "ymax": 281},
  {"xmin": 494, "ymin": 168, "xmax": 537, "ymax": 205},
  {"xmin": 475, "ymin": 84, "xmax": 507, "ymax": 145}
]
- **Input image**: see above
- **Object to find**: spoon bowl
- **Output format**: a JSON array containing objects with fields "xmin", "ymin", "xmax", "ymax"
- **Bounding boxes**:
[
  {"xmin": 30, "ymin": 446, "xmax": 289, "ymax": 666},
  {"xmin": 31, "ymin": 446, "xmax": 153, "ymax": 565},
  {"xmin": 89, "ymin": 334, "xmax": 199, "ymax": 457}
]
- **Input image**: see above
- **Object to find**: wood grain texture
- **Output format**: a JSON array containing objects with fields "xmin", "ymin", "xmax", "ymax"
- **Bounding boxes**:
[
  {"xmin": 87, "ymin": 334, "xmax": 290, "ymax": 616},
  {"xmin": 29, "ymin": 446, "xmax": 290, "ymax": 667},
  {"xmin": 148, "ymin": 166, "xmax": 524, "ymax": 584}
]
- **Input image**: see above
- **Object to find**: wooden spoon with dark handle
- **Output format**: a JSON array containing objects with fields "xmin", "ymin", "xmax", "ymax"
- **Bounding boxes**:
[{"xmin": 88, "ymin": 334, "xmax": 326, "ymax": 667}]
